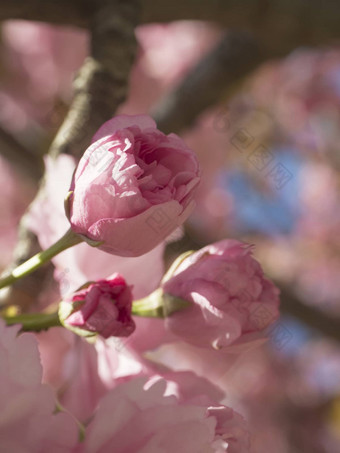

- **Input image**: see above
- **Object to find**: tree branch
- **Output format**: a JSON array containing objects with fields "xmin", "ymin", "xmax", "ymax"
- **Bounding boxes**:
[
  {"xmin": 153, "ymin": 31, "xmax": 264, "ymax": 134},
  {"xmin": 49, "ymin": 0, "xmax": 140, "ymax": 158},
  {"xmin": 0, "ymin": 0, "xmax": 140, "ymax": 309}
]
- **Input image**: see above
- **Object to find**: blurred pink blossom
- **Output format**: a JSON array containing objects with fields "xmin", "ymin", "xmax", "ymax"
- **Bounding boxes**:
[
  {"xmin": 0, "ymin": 156, "xmax": 35, "ymax": 271},
  {"xmin": 1, "ymin": 21, "xmax": 88, "ymax": 130},
  {"xmin": 136, "ymin": 22, "xmax": 220, "ymax": 87},
  {"xmin": 297, "ymin": 160, "xmax": 340, "ymax": 240},
  {"xmin": 37, "ymin": 330, "xmax": 223, "ymax": 425},
  {"xmin": 37, "ymin": 331, "xmax": 147, "ymax": 422},
  {"xmin": 76, "ymin": 376, "xmax": 250, "ymax": 453},
  {"xmin": 0, "ymin": 320, "xmax": 78, "ymax": 452},
  {"xmin": 122, "ymin": 22, "xmax": 221, "ymax": 114},
  {"xmin": 247, "ymin": 48, "xmax": 340, "ymax": 155}
]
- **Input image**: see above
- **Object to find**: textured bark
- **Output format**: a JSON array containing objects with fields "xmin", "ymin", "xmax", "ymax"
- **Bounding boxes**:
[{"xmin": 49, "ymin": 0, "xmax": 140, "ymax": 158}]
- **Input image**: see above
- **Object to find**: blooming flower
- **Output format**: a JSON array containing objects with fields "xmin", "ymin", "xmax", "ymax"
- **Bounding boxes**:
[
  {"xmin": 66, "ymin": 114, "xmax": 200, "ymax": 257},
  {"xmin": 78, "ymin": 376, "xmax": 250, "ymax": 452},
  {"xmin": 26, "ymin": 153, "xmax": 166, "ymax": 301},
  {"xmin": 59, "ymin": 274, "xmax": 135, "ymax": 339},
  {"xmin": 0, "ymin": 320, "xmax": 78, "ymax": 452},
  {"xmin": 161, "ymin": 240, "xmax": 280, "ymax": 352}
]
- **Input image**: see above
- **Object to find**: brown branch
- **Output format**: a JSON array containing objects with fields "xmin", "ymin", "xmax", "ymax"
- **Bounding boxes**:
[
  {"xmin": 153, "ymin": 31, "xmax": 264, "ymax": 134},
  {"xmin": 0, "ymin": 0, "xmax": 140, "ymax": 309},
  {"xmin": 49, "ymin": 0, "xmax": 140, "ymax": 158}
]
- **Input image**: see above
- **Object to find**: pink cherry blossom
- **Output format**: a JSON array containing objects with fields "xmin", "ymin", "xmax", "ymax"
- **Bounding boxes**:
[
  {"xmin": 37, "ymin": 330, "xmax": 229, "ymax": 428},
  {"xmin": 55, "ymin": 336, "xmax": 113, "ymax": 423},
  {"xmin": 26, "ymin": 153, "xmax": 166, "ymax": 301},
  {"xmin": 41, "ymin": 333, "xmax": 150, "ymax": 423},
  {"xmin": 162, "ymin": 240, "xmax": 280, "ymax": 352},
  {"xmin": 66, "ymin": 114, "xmax": 200, "ymax": 257},
  {"xmin": 0, "ymin": 320, "xmax": 78, "ymax": 452},
  {"xmin": 60, "ymin": 275, "xmax": 135, "ymax": 339},
  {"xmin": 77, "ymin": 376, "xmax": 250, "ymax": 452}
]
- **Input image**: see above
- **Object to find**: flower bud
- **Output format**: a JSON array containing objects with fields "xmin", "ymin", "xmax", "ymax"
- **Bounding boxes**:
[
  {"xmin": 161, "ymin": 240, "xmax": 280, "ymax": 352},
  {"xmin": 59, "ymin": 274, "xmax": 135, "ymax": 338},
  {"xmin": 66, "ymin": 114, "xmax": 200, "ymax": 257}
]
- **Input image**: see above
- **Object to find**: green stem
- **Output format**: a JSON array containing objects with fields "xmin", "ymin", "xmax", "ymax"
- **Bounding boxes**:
[
  {"xmin": 3, "ymin": 311, "xmax": 61, "ymax": 332},
  {"xmin": 132, "ymin": 289, "xmax": 166, "ymax": 318},
  {"xmin": 2, "ymin": 291, "xmax": 190, "ymax": 333},
  {"xmin": 0, "ymin": 229, "xmax": 82, "ymax": 290},
  {"xmin": 132, "ymin": 289, "xmax": 190, "ymax": 318}
]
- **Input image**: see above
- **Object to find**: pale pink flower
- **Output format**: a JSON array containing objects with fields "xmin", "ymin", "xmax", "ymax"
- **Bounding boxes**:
[
  {"xmin": 37, "ymin": 328, "xmax": 77, "ymax": 392},
  {"xmin": 162, "ymin": 240, "xmax": 280, "ymax": 352},
  {"xmin": 148, "ymin": 340, "xmax": 241, "ymax": 392},
  {"xmin": 26, "ymin": 153, "xmax": 165, "ymax": 300},
  {"xmin": 60, "ymin": 275, "xmax": 135, "ymax": 339},
  {"xmin": 38, "ymin": 333, "xmax": 137, "ymax": 423},
  {"xmin": 37, "ymin": 331, "xmax": 227, "ymax": 428},
  {"xmin": 53, "ymin": 334, "xmax": 155, "ymax": 423},
  {"xmin": 66, "ymin": 114, "xmax": 200, "ymax": 257},
  {"xmin": 0, "ymin": 320, "xmax": 78, "ymax": 452},
  {"xmin": 56, "ymin": 336, "xmax": 111, "ymax": 423},
  {"xmin": 78, "ymin": 376, "xmax": 250, "ymax": 452}
]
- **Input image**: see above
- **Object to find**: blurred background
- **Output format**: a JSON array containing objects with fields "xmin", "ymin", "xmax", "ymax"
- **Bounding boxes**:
[{"xmin": 0, "ymin": 9, "xmax": 340, "ymax": 452}]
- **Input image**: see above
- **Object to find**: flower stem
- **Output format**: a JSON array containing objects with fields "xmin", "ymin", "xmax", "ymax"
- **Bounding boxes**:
[
  {"xmin": 3, "ymin": 311, "xmax": 61, "ymax": 332},
  {"xmin": 0, "ymin": 229, "xmax": 82, "ymax": 290},
  {"xmin": 132, "ymin": 289, "xmax": 190, "ymax": 318},
  {"xmin": 132, "ymin": 289, "xmax": 166, "ymax": 318}
]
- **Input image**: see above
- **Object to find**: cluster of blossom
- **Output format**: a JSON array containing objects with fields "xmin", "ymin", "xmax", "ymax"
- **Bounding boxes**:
[
  {"xmin": 0, "ymin": 112, "xmax": 281, "ymax": 452},
  {"xmin": 8, "ymin": 18, "xmax": 340, "ymax": 452}
]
